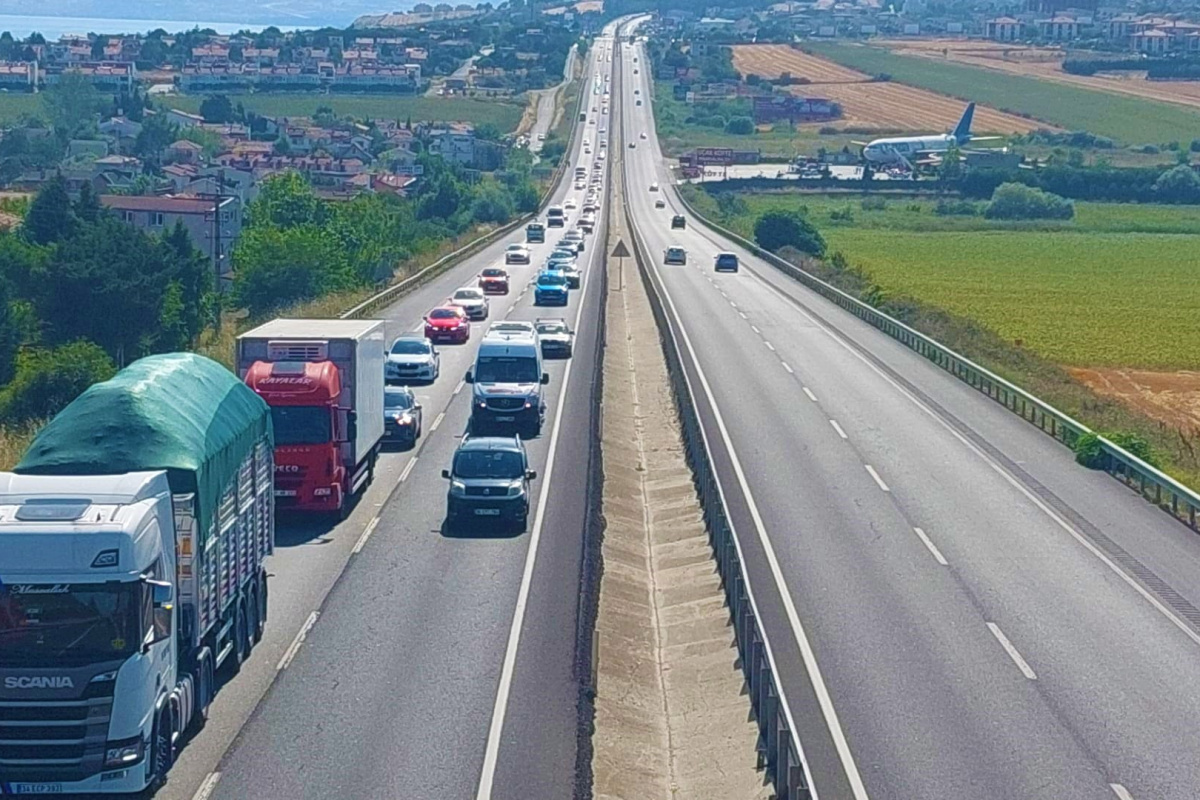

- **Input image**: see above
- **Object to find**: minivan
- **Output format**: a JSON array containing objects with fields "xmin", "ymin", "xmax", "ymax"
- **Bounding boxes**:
[{"xmin": 466, "ymin": 330, "xmax": 549, "ymax": 437}]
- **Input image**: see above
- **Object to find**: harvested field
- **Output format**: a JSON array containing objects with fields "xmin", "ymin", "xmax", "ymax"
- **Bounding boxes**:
[
  {"xmin": 877, "ymin": 38, "xmax": 1200, "ymax": 112},
  {"xmin": 1070, "ymin": 368, "xmax": 1200, "ymax": 433},
  {"xmin": 731, "ymin": 44, "xmax": 1045, "ymax": 133}
]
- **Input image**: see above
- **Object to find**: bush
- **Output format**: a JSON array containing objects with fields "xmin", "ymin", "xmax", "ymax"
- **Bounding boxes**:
[
  {"xmin": 934, "ymin": 199, "xmax": 979, "ymax": 216},
  {"xmin": 724, "ymin": 116, "xmax": 755, "ymax": 135},
  {"xmin": 829, "ymin": 206, "xmax": 854, "ymax": 222},
  {"xmin": 1191, "ymin": 139, "xmax": 1200, "ymax": 153},
  {"xmin": 753, "ymin": 209, "xmax": 826, "ymax": 256},
  {"xmin": 1152, "ymin": 164, "xmax": 1200, "ymax": 203},
  {"xmin": 984, "ymin": 183, "xmax": 1074, "ymax": 220},
  {"xmin": 0, "ymin": 340, "xmax": 116, "ymax": 424},
  {"xmin": 1074, "ymin": 431, "xmax": 1160, "ymax": 470},
  {"xmin": 860, "ymin": 197, "xmax": 887, "ymax": 211}
]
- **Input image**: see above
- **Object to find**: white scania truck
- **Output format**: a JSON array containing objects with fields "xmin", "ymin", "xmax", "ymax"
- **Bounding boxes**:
[{"xmin": 0, "ymin": 353, "xmax": 274, "ymax": 795}]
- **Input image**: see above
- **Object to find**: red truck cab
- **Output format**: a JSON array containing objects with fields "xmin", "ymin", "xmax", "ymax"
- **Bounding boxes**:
[{"xmin": 244, "ymin": 360, "xmax": 350, "ymax": 512}]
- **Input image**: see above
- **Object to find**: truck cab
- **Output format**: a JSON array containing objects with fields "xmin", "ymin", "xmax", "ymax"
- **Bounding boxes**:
[{"xmin": 466, "ymin": 330, "xmax": 549, "ymax": 438}]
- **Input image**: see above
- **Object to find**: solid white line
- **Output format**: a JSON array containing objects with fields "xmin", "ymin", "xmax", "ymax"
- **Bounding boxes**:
[
  {"xmin": 740, "ymin": 270, "xmax": 1200, "ymax": 651},
  {"xmin": 352, "ymin": 516, "xmax": 380, "ymax": 555},
  {"xmin": 430, "ymin": 411, "xmax": 446, "ymax": 432},
  {"xmin": 1110, "ymin": 784, "xmax": 1134, "ymax": 800},
  {"xmin": 276, "ymin": 611, "xmax": 319, "ymax": 672},
  {"xmin": 454, "ymin": 379, "xmax": 466, "ymax": 395},
  {"xmin": 399, "ymin": 456, "xmax": 418, "ymax": 483},
  {"xmin": 987, "ymin": 622, "xmax": 1037, "ymax": 680},
  {"xmin": 782, "ymin": 362, "xmax": 794, "ymax": 374},
  {"xmin": 803, "ymin": 386, "xmax": 817, "ymax": 402},
  {"xmin": 475, "ymin": 125, "xmax": 607, "ymax": 800},
  {"xmin": 829, "ymin": 419, "xmax": 848, "ymax": 440},
  {"xmin": 191, "ymin": 772, "xmax": 221, "ymax": 800},
  {"xmin": 632, "ymin": 195, "xmax": 862, "ymax": 798},
  {"xmin": 764, "ymin": 341, "xmax": 775, "ymax": 352},
  {"xmin": 864, "ymin": 465, "xmax": 890, "ymax": 492},
  {"xmin": 912, "ymin": 527, "xmax": 949, "ymax": 566},
  {"xmin": 751, "ymin": 325, "xmax": 760, "ymax": 334}
]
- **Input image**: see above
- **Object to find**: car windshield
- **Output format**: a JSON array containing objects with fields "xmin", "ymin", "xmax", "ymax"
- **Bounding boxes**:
[
  {"xmin": 0, "ymin": 581, "xmax": 142, "ymax": 665},
  {"xmin": 454, "ymin": 290, "xmax": 482, "ymax": 301},
  {"xmin": 272, "ymin": 405, "xmax": 331, "ymax": 445},
  {"xmin": 391, "ymin": 339, "xmax": 430, "ymax": 355},
  {"xmin": 475, "ymin": 355, "xmax": 540, "ymax": 383},
  {"xmin": 430, "ymin": 308, "xmax": 458, "ymax": 319},
  {"xmin": 537, "ymin": 322, "xmax": 567, "ymax": 334},
  {"xmin": 384, "ymin": 389, "xmax": 414, "ymax": 410},
  {"xmin": 454, "ymin": 449, "xmax": 525, "ymax": 480},
  {"xmin": 482, "ymin": 269, "xmax": 505, "ymax": 277},
  {"xmin": 540, "ymin": 273, "xmax": 567, "ymax": 286}
]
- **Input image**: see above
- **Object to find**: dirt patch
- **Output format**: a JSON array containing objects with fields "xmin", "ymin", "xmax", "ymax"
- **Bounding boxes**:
[
  {"xmin": 1069, "ymin": 367, "xmax": 1200, "ymax": 435},
  {"xmin": 730, "ymin": 43, "xmax": 1046, "ymax": 134}
]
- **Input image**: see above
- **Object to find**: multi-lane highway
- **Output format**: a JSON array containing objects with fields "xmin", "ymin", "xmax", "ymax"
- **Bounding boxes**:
[
  {"xmin": 618, "ymin": 25, "xmax": 1200, "ymax": 800},
  {"xmin": 158, "ymin": 22, "xmax": 625, "ymax": 800}
]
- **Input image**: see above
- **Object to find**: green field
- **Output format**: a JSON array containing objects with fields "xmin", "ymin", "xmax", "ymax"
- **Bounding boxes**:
[
  {"xmin": 162, "ymin": 93, "xmax": 525, "ymax": 131},
  {"xmin": 688, "ymin": 190, "xmax": 1200, "ymax": 369},
  {"xmin": 0, "ymin": 93, "xmax": 50, "ymax": 126},
  {"xmin": 806, "ymin": 42, "xmax": 1200, "ymax": 147}
]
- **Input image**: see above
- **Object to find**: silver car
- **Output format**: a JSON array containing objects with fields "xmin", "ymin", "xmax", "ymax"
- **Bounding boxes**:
[
  {"xmin": 535, "ymin": 318, "xmax": 574, "ymax": 358},
  {"xmin": 450, "ymin": 287, "xmax": 490, "ymax": 320}
]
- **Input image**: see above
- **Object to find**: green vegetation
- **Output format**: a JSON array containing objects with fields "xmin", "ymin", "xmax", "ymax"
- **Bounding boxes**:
[
  {"xmin": 754, "ymin": 208, "xmax": 825, "ymax": 256},
  {"xmin": 1074, "ymin": 431, "xmax": 1160, "ymax": 470},
  {"xmin": 0, "ymin": 94, "xmax": 48, "ymax": 127},
  {"xmin": 984, "ymin": 183, "xmax": 1074, "ymax": 220},
  {"xmin": 683, "ymin": 187, "xmax": 1200, "ymax": 370},
  {"xmin": 162, "ymin": 94, "xmax": 525, "ymax": 132},
  {"xmin": 806, "ymin": 42, "xmax": 1200, "ymax": 146}
]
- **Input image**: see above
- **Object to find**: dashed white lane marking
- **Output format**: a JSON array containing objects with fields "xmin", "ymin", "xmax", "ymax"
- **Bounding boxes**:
[
  {"xmin": 864, "ymin": 465, "xmax": 890, "ymax": 492},
  {"xmin": 191, "ymin": 772, "xmax": 221, "ymax": 800},
  {"xmin": 913, "ymin": 527, "xmax": 949, "ymax": 566},
  {"xmin": 430, "ymin": 412, "xmax": 446, "ymax": 432},
  {"xmin": 739, "ymin": 311, "xmax": 748, "ymax": 320},
  {"xmin": 751, "ymin": 325, "xmax": 760, "ymax": 334},
  {"xmin": 1110, "ymin": 784, "xmax": 1134, "ymax": 800},
  {"xmin": 764, "ymin": 341, "xmax": 775, "ymax": 352},
  {"xmin": 782, "ymin": 362, "xmax": 794, "ymax": 374},
  {"xmin": 454, "ymin": 379, "xmax": 466, "ymax": 395},
  {"xmin": 410, "ymin": 323, "xmax": 424, "ymax": 332},
  {"xmin": 276, "ymin": 611, "xmax": 319, "ymax": 672},
  {"xmin": 829, "ymin": 419, "xmax": 848, "ymax": 440},
  {"xmin": 803, "ymin": 386, "xmax": 817, "ymax": 402},
  {"xmin": 352, "ymin": 516, "xmax": 381, "ymax": 554},
  {"xmin": 399, "ymin": 456, "xmax": 418, "ymax": 483},
  {"xmin": 987, "ymin": 622, "xmax": 1037, "ymax": 680}
]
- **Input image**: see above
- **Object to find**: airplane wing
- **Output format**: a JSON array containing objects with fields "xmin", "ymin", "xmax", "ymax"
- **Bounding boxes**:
[
  {"xmin": 968, "ymin": 136, "xmax": 1005, "ymax": 142},
  {"xmin": 851, "ymin": 140, "xmax": 871, "ymax": 146}
]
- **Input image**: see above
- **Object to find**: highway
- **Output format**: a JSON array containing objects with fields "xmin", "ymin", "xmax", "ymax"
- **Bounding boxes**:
[
  {"xmin": 618, "ymin": 26, "xmax": 1200, "ymax": 800},
  {"xmin": 159, "ymin": 23, "xmax": 623, "ymax": 800}
]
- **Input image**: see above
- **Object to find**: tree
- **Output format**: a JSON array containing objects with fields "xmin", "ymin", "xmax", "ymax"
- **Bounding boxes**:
[
  {"xmin": 248, "ymin": 171, "xmax": 328, "ymax": 229},
  {"xmin": 160, "ymin": 220, "xmax": 213, "ymax": 345},
  {"xmin": 475, "ymin": 122, "xmax": 502, "ymax": 142},
  {"xmin": 23, "ymin": 176, "xmax": 77, "ymax": 246},
  {"xmin": 0, "ymin": 340, "xmax": 116, "ymax": 423},
  {"xmin": 273, "ymin": 135, "xmax": 292, "ymax": 155},
  {"xmin": 199, "ymin": 94, "xmax": 235, "ymax": 123},
  {"xmin": 753, "ymin": 209, "xmax": 826, "ymax": 256},
  {"xmin": 938, "ymin": 145, "xmax": 964, "ymax": 182},
  {"xmin": 40, "ymin": 72, "xmax": 104, "ymax": 133},
  {"xmin": 0, "ymin": 272, "xmax": 18, "ymax": 385},
  {"xmin": 984, "ymin": 183, "xmax": 1074, "ymax": 220},
  {"xmin": 232, "ymin": 225, "xmax": 352, "ymax": 315},
  {"xmin": 134, "ymin": 112, "xmax": 179, "ymax": 163},
  {"xmin": 1152, "ymin": 164, "xmax": 1200, "ymax": 204},
  {"xmin": 90, "ymin": 36, "xmax": 107, "ymax": 60},
  {"xmin": 417, "ymin": 174, "xmax": 465, "ymax": 224},
  {"xmin": 724, "ymin": 116, "xmax": 755, "ymax": 135},
  {"xmin": 74, "ymin": 182, "xmax": 102, "ymax": 223}
]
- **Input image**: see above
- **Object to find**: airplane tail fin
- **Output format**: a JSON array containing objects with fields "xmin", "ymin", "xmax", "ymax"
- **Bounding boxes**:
[{"xmin": 952, "ymin": 102, "xmax": 975, "ymax": 143}]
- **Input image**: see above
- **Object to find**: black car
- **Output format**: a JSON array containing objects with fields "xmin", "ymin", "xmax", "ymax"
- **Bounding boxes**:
[
  {"xmin": 443, "ymin": 436, "xmax": 537, "ymax": 530},
  {"xmin": 383, "ymin": 385, "xmax": 423, "ymax": 447}
]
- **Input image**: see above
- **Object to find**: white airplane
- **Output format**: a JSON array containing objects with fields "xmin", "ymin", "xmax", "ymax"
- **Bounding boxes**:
[{"xmin": 856, "ymin": 103, "xmax": 1003, "ymax": 170}]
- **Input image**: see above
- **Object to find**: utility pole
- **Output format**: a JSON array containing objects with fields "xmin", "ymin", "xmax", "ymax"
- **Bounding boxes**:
[{"xmin": 193, "ymin": 167, "xmax": 227, "ymax": 331}]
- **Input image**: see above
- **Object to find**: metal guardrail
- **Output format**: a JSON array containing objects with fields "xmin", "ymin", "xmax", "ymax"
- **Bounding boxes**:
[
  {"xmin": 674, "ymin": 189, "xmax": 1200, "ymax": 531},
  {"xmin": 614, "ymin": 39, "xmax": 810, "ymax": 800}
]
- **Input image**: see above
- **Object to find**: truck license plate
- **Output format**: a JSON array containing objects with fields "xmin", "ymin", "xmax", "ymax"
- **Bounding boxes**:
[
  {"xmin": 475, "ymin": 508, "xmax": 501, "ymax": 516},
  {"xmin": 13, "ymin": 785, "xmax": 63, "ymax": 794},
  {"xmin": 274, "ymin": 489, "xmax": 297, "ymax": 497},
  {"xmin": 495, "ymin": 416, "xmax": 515, "ymax": 422}
]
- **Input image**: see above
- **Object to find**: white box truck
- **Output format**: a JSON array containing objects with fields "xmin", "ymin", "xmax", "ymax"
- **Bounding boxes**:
[{"xmin": 237, "ymin": 319, "xmax": 385, "ymax": 517}]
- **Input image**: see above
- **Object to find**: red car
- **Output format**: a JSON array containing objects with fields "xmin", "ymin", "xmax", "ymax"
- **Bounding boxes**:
[
  {"xmin": 478, "ymin": 267, "xmax": 510, "ymax": 295},
  {"xmin": 424, "ymin": 305, "xmax": 470, "ymax": 343}
]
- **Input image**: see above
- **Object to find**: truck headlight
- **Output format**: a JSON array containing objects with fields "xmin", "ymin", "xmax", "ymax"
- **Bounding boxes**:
[
  {"xmin": 450, "ymin": 480, "xmax": 467, "ymax": 497},
  {"xmin": 313, "ymin": 487, "xmax": 332, "ymax": 497},
  {"xmin": 508, "ymin": 482, "xmax": 524, "ymax": 497},
  {"xmin": 105, "ymin": 736, "xmax": 144, "ymax": 768}
]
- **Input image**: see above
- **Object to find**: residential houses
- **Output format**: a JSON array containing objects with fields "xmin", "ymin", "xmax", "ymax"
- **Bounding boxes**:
[{"xmin": 99, "ymin": 194, "xmax": 241, "ymax": 284}]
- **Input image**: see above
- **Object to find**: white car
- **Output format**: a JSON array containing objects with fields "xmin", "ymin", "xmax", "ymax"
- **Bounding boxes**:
[
  {"xmin": 488, "ymin": 320, "xmax": 537, "ymax": 338},
  {"xmin": 449, "ymin": 287, "xmax": 489, "ymax": 320},
  {"xmin": 537, "ymin": 133, "xmax": 546, "ymax": 141},
  {"xmin": 386, "ymin": 335, "xmax": 441, "ymax": 383},
  {"xmin": 564, "ymin": 198, "xmax": 577, "ymax": 209},
  {"xmin": 505, "ymin": 244, "xmax": 531, "ymax": 265},
  {"xmin": 575, "ymin": 181, "xmax": 586, "ymax": 190},
  {"xmin": 649, "ymin": 182, "xmax": 659, "ymax": 192},
  {"xmin": 563, "ymin": 229, "xmax": 585, "ymax": 251},
  {"xmin": 640, "ymin": 132, "xmax": 647, "ymax": 139}
]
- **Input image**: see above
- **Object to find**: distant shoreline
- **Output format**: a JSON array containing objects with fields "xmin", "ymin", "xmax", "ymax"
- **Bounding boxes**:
[{"xmin": 0, "ymin": 13, "xmax": 339, "ymax": 39}]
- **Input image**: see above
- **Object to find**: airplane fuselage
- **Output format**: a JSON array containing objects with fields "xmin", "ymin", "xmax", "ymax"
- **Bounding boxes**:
[{"xmin": 861, "ymin": 133, "xmax": 958, "ymax": 165}]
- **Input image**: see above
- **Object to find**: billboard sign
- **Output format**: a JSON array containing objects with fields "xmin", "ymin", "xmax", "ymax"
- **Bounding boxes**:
[{"xmin": 694, "ymin": 146, "xmax": 734, "ymax": 166}]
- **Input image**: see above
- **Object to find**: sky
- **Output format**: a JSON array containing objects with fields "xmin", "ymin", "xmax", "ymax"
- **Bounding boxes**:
[{"xmin": 0, "ymin": 0, "xmax": 413, "ymax": 28}]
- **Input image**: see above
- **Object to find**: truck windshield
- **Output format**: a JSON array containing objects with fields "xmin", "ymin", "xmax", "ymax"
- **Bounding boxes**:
[
  {"xmin": 475, "ymin": 356, "xmax": 539, "ymax": 383},
  {"xmin": 271, "ymin": 405, "xmax": 331, "ymax": 446},
  {"xmin": 454, "ymin": 450, "xmax": 525, "ymax": 479},
  {"xmin": 0, "ymin": 582, "xmax": 142, "ymax": 665}
]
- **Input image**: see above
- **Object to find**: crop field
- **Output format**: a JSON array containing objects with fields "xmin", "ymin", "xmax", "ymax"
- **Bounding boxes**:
[
  {"xmin": 730, "ymin": 45, "xmax": 1045, "ymax": 134},
  {"xmin": 806, "ymin": 41, "xmax": 1200, "ymax": 145},
  {"xmin": 689, "ymin": 190, "xmax": 1200, "ymax": 370},
  {"xmin": 163, "ymin": 93, "xmax": 525, "ymax": 130},
  {"xmin": 876, "ymin": 38, "xmax": 1200, "ymax": 112}
]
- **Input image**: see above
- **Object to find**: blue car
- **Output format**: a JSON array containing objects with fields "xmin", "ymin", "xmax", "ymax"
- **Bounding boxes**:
[{"xmin": 534, "ymin": 269, "xmax": 570, "ymax": 306}]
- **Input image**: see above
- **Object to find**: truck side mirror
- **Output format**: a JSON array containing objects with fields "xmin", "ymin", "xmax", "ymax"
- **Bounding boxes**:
[
  {"xmin": 526, "ymin": 469, "xmax": 538, "ymax": 480},
  {"xmin": 144, "ymin": 579, "xmax": 173, "ymax": 649},
  {"xmin": 441, "ymin": 469, "xmax": 451, "ymax": 479},
  {"xmin": 346, "ymin": 410, "xmax": 357, "ymax": 444},
  {"xmin": 541, "ymin": 373, "xmax": 550, "ymax": 385},
  {"xmin": 465, "ymin": 370, "xmax": 474, "ymax": 383}
]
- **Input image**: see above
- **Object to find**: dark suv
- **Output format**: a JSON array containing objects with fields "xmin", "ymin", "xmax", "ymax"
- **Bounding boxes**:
[{"xmin": 443, "ymin": 436, "xmax": 538, "ymax": 530}]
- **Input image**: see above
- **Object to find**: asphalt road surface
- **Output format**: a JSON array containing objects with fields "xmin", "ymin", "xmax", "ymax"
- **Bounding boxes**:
[
  {"xmin": 619, "ymin": 25, "xmax": 1200, "ymax": 800},
  {"xmin": 158, "ymin": 22, "xmax": 625, "ymax": 800}
]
